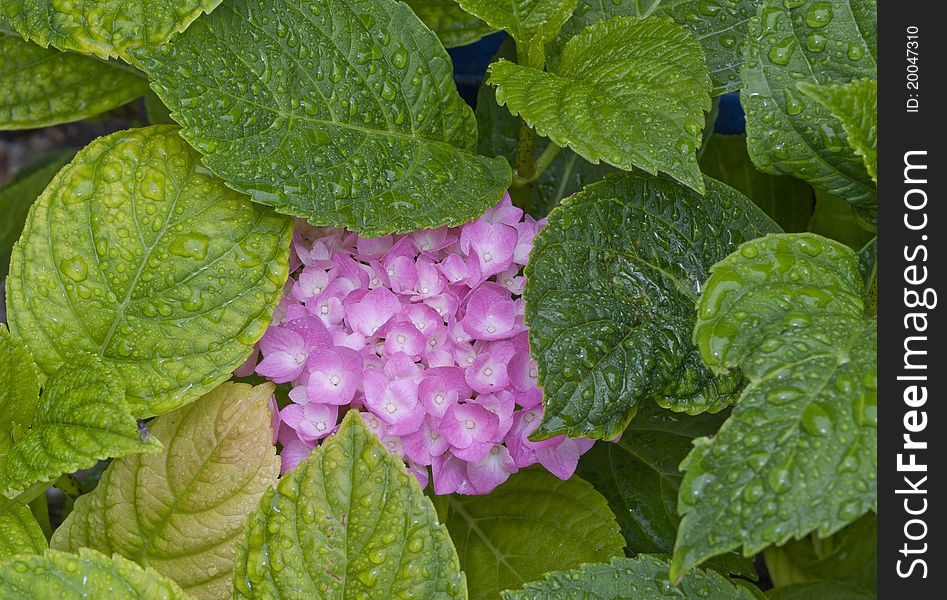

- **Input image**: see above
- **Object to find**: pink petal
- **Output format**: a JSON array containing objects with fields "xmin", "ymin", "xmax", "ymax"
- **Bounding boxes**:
[
  {"xmin": 466, "ymin": 444, "xmax": 517, "ymax": 493},
  {"xmin": 346, "ymin": 287, "xmax": 401, "ymax": 336},
  {"xmin": 383, "ymin": 322, "xmax": 426, "ymax": 360},
  {"xmin": 432, "ymin": 453, "xmax": 474, "ymax": 495},
  {"xmin": 465, "ymin": 342, "xmax": 515, "ymax": 394},
  {"xmin": 307, "ymin": 347, "xmax": 363, "ymax": 405},
  {"xmin": 279, "ymin": 439, "xmax": 313, "ymax": 475},
  {"xmin": 402, "ymin": 416, "xmax": 449, "ymax": 465},
  {"xmin": 481, "ymin": 194, "xmax": 523, "ymax": 226}
]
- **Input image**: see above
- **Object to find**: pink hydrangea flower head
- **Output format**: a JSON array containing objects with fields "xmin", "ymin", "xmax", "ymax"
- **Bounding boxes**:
[{"xmin": 242, "ymin": 197, "xmax": 596, "ymax": 494}]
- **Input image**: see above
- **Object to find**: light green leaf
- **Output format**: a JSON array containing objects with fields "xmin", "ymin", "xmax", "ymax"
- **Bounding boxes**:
[
  {"xmin": 673, "ymin": 233, "xmax": 876, "ymax": 580},
  {"xmin": 405, "ymin": 0, "xmax": 496, "ymax": 47},
  {"xmin": 0, "ymin": 325, "xmax": 41, "ymax": 448},
  {"xmin": 742, "ymin": 0, "xmax": 876, "ymax": 207},
  {"xmin": 0, "ymin": 30, "xmax": 148, "ymax": 130},
  {"xmin": 698, "ymin": 134, "xmax": 814, "ymax": 233},
  {"xmin": 798, "ymin": 79, "xmax": 878, "ymax": 182},
  {"xmin": 6, "ymin": 125, "xmax": 293, "ymax": 417},
  {"xmin": 0, "ymin": 150, "xmax": 75, "ymax": 276},
  {"xmin": 550, "ymin": 0, "xmax": 761, "ymax": 96},
  {"xmin": 456, "ymin": 0, "xmax": 578, "ymax": 43},
  {"xmin": 0, "ymin": 548, "xmax": 190, "ymax": 599},
  {"xmin": 764, "ymin": 513, "xmax": 876, "ymax": 591},
  {"xmin": 767, "ymin": 582, "xmax": 875, "ymax": 600},
  {"xmin": 135, "ymin": 0, "xmax": 511, "ymax": 237},
  {"xmin": 0, "ymin": 354, "xmax": 161, "ymax": 499},
  {"xmin": 0, "ymin": 500, "xmax": 47, "ymax": 557},
  {"xmin": 3, "ymin": 0, "xmax": 223, "ymax": 60},
  {"xmin": 440, "ymin": 468, "xmax": 624, "ymax": 600},
  {"xmin": 575, "ymin": 402, "xmax": 755, "ymax": 579},
  {"xmin": 501, "ymin": 555, "xmax": 763, "ymax": 599},
  {"xmin": 524, "ymin": 172, "xmax": 778, "ymax": 440},
  {"xmin": 475, "ymin": 45, "xmax": 614, "ymax": 216},
  {"xmin": 489, "ymin": 16, "xmax": 711, "ymax": 192},
  {"xmin": 234, "ymin": 411, "xmax": 465, "ymax": 599},
  {"xmin": 52, "ymin": 382, "xmax": 279, "ymax": 600}
]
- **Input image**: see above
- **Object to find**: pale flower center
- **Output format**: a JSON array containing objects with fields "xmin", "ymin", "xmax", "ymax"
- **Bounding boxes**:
[
  {"xmin": 385, "ymin": 402, "xmax": 397, "ymax": 414},
  {"xmin": 316, "ymin": 422, "xmax": 327, "ymax": 432},
  {"xmin": 483, "ymin": 252, "xmax": 493, "ymax": 262},
  {"xmin": 294, "ymin": 352, "xmax": 307, "ymax": 365},
  {"xmin": 483, "ymin": 367, "xmax": 493, "ymax": 377},
  {"xmin": 434, "ymin": 394, "xmax": 444, "ymax": 405},
  {"xmin": 464, "ymin": 419, "xmax": 475, "ymax": 430},
  {"xmin": 329, "ymin": 375, "xmax": 341, "ymax": 386}
]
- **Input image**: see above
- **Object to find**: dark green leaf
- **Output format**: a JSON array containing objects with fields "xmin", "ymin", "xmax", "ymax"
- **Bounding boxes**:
[
  {"xmin": 0, "ymin": 549, "xmax": 190, "ymax": 599},
  {"xmin": 0, "ymin": 354, "xmax": 161, "ymax": 499},
  {"xmin": 0, "ymin": 31, "xmax": 148, "ymax": 130},
  {"xmin": 524, "ymin": 172, "xmax": 778, "ymax": 440},
  {"xmin": 441, "ymin": 468, "xmax": 624, "ymax": 600},
  {"xmin": 136, "ymin": 0, "xmax": 511, "ymax": 236},
  {"xmin": 0, "ymin": 150, "xmax": 75, "ymax": 277},
  {"xmin": 550, "ymin": 0, "xmax": 761, "ymax": 96},
  {"xmin": 674, "ymin": 233, "xmax": 876, "ymax": 580},
  {"xmin": 404, "ymin": 0, "xmax": 495, "ymax": 47},
  {"xmin": 698, "ymin": 134, "xmax": 814, "ymax": 232},
  {"xmin": 767, "ymin": 582, "xmax": 875, "ymax": 600},
  {"xmin": 742, "ymin": 0, "xmax": 877, "ymax": 207},
  {"xmin": 798, "ymin": 78, "xmax": 877, "ymax": 182},
  {"xmin": 764, "ymin": 513, "xmax": 876, "ymax": 591},
  {"xmin": 3, "ymin": 0, "xmax": 223, "ymax": 60},
  {"xmin": 234, "ymin": 411, "xmax": 466, "ymax": 599},
  {"xmin": 501, "ymin": 555, "xmax": 763, "ymax": 599},
  {"xmin": 7, "ymin": 126, "xmax": 293, "ymax": 417},
  {"xmin": 487, "ymin": 16, "xmax": 711, "ymax": 193}
]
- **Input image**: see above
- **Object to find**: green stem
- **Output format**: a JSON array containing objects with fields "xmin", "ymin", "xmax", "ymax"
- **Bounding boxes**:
[
  {"xmin": 509, "ymin": 121, "xmax": 537, "ymax": 211},
  {"xmin": 865, "ymin": 260, "xmax": 877, "ymax": 317}
]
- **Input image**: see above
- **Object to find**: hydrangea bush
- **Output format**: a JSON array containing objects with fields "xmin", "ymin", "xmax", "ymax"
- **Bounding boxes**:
[
  {"xmin": 0, "ymin": 0, "xmax": 876, "ymax": 598},
  {"xmin": 245, "ymin": 197, "xmax": 593, "ymax": 493}
]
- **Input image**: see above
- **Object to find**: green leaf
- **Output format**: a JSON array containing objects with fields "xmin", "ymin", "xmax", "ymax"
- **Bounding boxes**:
[
  {"xmin": 475, "ymin": 47, "xmax": 614, "ymax": 216},
  {"xmin": 6, "ymin": 125, "xmax": 293, "ymax": 417},
  {"xmin": 0, "ymin": 150, "xmax": 75, "ymax": 277},
  {"xmin": 807, "ymin": 189, "xmax": 874, "ymax": 250},
  {"xmin": 764, "ymin": 513, "xmax": 876, "ymax": 591},
  {"xmin": 234, "ymin": 411, "xmax": 466, "ymax": 599},
  {"xmin": 0, "ymin": 31, "xmax": 148, "ymax": 130},
  {"xmin": 0, "ymin": 325, "xmax": 41, "ymax": 448},
  {"xmin": 455, "ymin": 0, "xmax": 578, "ymax": 43},
  {"xmin": 52, "ymin": 382, "xmax": 279, "ymax": 600},
  {"xmin": 135, "ymin": 0, "xmax": 511, "ymax": 237},
  {"xmin": 440, "ymin": 468, "xmax": 624, "ymax": 600},
  {"xmin": 501, "ymin": 555, "xmax": 763, "ymax": 599},
  {"xmin": 673, "ymin": 233, "xmax": 876, "ymax": 580},
  {"xmin": 767, "ymin": 582, "xmax": 875, "ymax": 600},
  {"xmin": 698, "ymin": 134, "xmax": 814, "ymax": 233},
  {"xmin": 0, "ymin": 500, "xmax": 47, "ymax": 557},
  {"xmin": 3, "ymin": 0, "xmax": 222, "ymax": 60},
  {"xmin": 550, "ymin": 0, "xmax": 761, "ymax": 96},
  {"xmin": 524, "ymin": 172, "xmax": 778, "ymax": 440},
  {"xmin": 0, "ymin": 354, "xmax": 161, "ymax": 499},
  {"xmin": 0, "ymin": 548, "xmax": 190, "ymax": 599},
  {"xmin": 404, "ymin": 0, "xmax": 496, "ymax": 47},
  {"xmin": 741, "ymin": 0, "xmax": 877, "ymax": 207},
  {"xmin": 488, "ymin": 16, "xmax": 711, "ymax": 193},
  {"xmin": 798, "ymin": 79, "xmax": 877, "ymax": 182}
]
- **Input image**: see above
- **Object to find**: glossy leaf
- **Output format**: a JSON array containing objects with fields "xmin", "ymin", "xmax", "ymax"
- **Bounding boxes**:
[
  {"xmin": 6, "ymin": 126, "xmax": 293, "ymax": 417},
  {"xmin": 767, "ymin": 582, "xmax": 874, "ymax": 600},
  {"xmin": 501, "ymin": 555, "xmax": 763, "ymax": 599},
  {"xmin": 550, "ymin": 0, "xmax": 761, "ymax": 96},
  {"xmin": 0, "ymin": 354, "xmax": 161, "ymax": 499},
  {"xmin": 0, "ymin": 30, "xmax": 148, "ymax": 130},
  {"xmin": 3, "ymin": 0, "xmax": 223, "ymax": 60},
  {"xmin": 524, "ymin": 172, "xmax": 778, "ymax": 440},
  {"xmin": 0, "ymin": 500, "xmax": 46, "ymax": 557},
  {"xmin": 0, "ymin": 325, "xmax": 41, "ymax": 448},
  {"xmin": 52, "ymin": 382, "xmax": 280, "ymax": 600},
  {"xmin": 234, "ymin": 411, "xmax": 466, "ymax": 599},
  {"xmin": 0, "ymin": 549, "xmax": 190, "ymax": 599},
  {"xmin": 698, "ymin": 134, "xmax": 814, "ymax": 232},
  {"xmin": 742, "ymin": 0, "xmax": 877, "ymax": 207},
  {"xmin": 0, "ymin": 150, "xmax": 75, "ymax": 276},
  {"xmin": 488, "ymin": 16, "xmax": 711, "ymax": 192},
  {"xmin": 404, "ymin": 0, "xmax": 495, "ymax": 47},
  {"xmin": 456, "ymin": 0, "xmax": 578, "ymax": 43},
  {"xmin": 798, "ymin": 79, "xmax": 878, "ymax": 182},
  {"xmin": 475, "ymin": 57, "xmax": 614, "ymax": 216},
  {"xmin": 136, "ymin": 0, "xmax": 511, "ymax": 236},
  {"xmin": 674, "ymin": 233, "xmax": 877, "ymax": 580},
  {"xmin": 764, "ymin": 513, "xmax": 876, "ymax": 591},
  {"xmin": 440, "ymin": 468, "xmax": 624, "ymax": 600}
]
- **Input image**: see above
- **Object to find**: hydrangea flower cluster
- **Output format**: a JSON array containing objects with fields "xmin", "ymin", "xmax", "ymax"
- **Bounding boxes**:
[{"xmin": 239, "ymin": 196, "xmax": 594, "ymax": 494}]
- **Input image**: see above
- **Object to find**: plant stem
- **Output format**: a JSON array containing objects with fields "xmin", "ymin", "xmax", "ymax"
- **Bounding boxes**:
[{"xmin": 509, "ymin": 122, "xmax": 537, "ymax": 211}]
